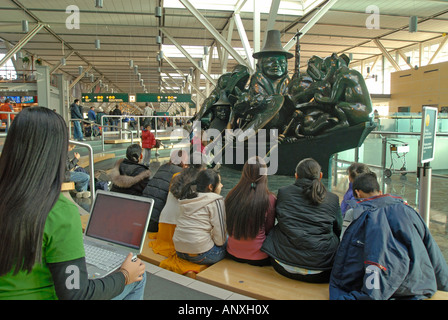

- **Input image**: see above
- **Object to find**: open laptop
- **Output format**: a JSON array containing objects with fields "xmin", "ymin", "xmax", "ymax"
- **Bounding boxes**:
[{"xmin": 83, "ymin": 190, "xmax": 154, "ymax": 279}]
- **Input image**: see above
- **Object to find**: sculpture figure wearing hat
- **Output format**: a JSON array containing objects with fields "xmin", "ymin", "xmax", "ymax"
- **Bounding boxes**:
[{"xmin": 228, "ymin": 30, "xmax": 296, "ymax": 136}]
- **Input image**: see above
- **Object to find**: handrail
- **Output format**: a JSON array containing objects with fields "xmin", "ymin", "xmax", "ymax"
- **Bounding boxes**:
[
  {"xmin": 69, "ymin": 139, "xmax": 96, "ymax": 202},
  {"xmin": 68, "ymin": 118, "xmax": 99, "ymax": 140},
  {"xmin": 100, "ymin": 114, "xmax": 190, "ymax": 151},
  {"xmin": 0, "ymin": 111, "xmax": 19, "ymax": 137},
  {"xmin": 332, "ymin": 130, "xmax": 448, "ymax": 193}
]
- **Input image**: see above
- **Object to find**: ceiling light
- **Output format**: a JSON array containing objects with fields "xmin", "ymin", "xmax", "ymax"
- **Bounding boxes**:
[
  {"xmin": 409, "ymin": 16, "xmax": 418, "ymax": 33},
  {"xmin": 22, "ymin": 20, "xmax": 28, "ymax": 33},
  {"xmin": 95, "ymin": 0, "xmax": 103, "ymax": 8},
  {"xmin": 95, "ymin": 39, "xmax": 100, "ymax": 50},
  {"xmin": 155, "ymin": 6, "xmax": 162, "ymax": 18}
]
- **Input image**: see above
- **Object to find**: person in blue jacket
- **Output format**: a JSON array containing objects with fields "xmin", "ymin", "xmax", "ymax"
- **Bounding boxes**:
[{"xmin": 330, "ymin": 172, "xmax": 448, "ymax": 300}]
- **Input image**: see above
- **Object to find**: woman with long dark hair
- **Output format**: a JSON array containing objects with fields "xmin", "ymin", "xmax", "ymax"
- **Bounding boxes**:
[
  {"xmin": 261, "ymin": 158, "xmax": 342, "ymax": 283},
  {"xmin": 173, "ymin": 169, "xmax": 227, "ymax": 265},
  {"xmin": 225, "ymin": 156, "xmax": 276, "ymax": 266},
  {"xmin": 0, "ymin": 107, "xmax": 146, "ymax": 300}
]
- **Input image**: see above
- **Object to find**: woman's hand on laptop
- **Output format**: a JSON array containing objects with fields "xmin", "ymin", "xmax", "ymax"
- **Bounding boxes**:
[{"xmin": 120, "ymin": 253, "xmax": 146, "ymax": 285}]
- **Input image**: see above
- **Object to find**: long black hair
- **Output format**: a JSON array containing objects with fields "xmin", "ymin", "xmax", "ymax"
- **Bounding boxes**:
[
  {"xmin": 0, "ymin": 107, "xmax": 68, "ymax": 276},
  {"xmin": 296, "ymin": 158, "xmax": 326, "ymax": 205},
  {"xmin": 225, "ymin": 156, "xmax": 273, "ymax": 240}
]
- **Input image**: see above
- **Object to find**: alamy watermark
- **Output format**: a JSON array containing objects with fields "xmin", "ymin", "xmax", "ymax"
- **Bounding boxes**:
[
  {"xmin": 66, "ymin": 5, "xmax": 80, "ymax": 30},
  {"xmin": 365, "ymin": 5, "xmax": 380, "ymax": 30}
]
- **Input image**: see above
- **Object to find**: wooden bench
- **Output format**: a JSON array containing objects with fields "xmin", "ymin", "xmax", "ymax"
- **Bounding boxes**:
[
  {"xmin": 196, "ymin": 259, "xmax": 329, "ymax": 300},
  {"xmin": 104, "ymin": 138, "xmax": 141, "ymax": 144},
  {"xmin": 195, "ymin": 258, "xmax": 448, "ymax": 300},
  {"xmin": 77, "ymin": 152, "xmax": 116, "ymax": 168},
  {"xmin": 61, "ymin": 182, "xmax": 75, "ymax": 191},
  {"xmin": 78, "ymin": 214, "xmax": 448, "ymax": 300}
]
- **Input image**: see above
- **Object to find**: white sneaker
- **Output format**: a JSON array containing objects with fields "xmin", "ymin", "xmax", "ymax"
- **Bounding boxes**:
[
  {"xmin": 76, "ymin": 191, "xmax": 83, "ymax": 199},
  {"xmin": 82, "ymin": 191, "xmax": 91, "ymax": 198}
]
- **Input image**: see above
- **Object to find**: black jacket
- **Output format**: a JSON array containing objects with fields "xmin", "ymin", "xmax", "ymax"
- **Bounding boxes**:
[
  {"xmin": 261, "ymin": 179, "xmax": 342, "ymax": 271},
  {"xmin": 110, "ymin": 159, "xmax": 151, "ymax": 196},
  {"xmin": 142, "ymin": 162, "xmax": 183, "ymax": 232}
]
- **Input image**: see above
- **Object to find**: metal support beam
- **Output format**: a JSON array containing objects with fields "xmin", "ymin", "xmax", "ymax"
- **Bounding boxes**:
[
  {"xmin": 397, "ymin": 50, "xmax": 413, "ymax": 69},
  {"xmin": 373, "ymin": 39, "xmax": 401, "ymax": 71},
  {"xmin": 234, "ymin": 13, "xmax": 255, "ymax": 70},
  {"xmin": 178, "ymin": 0, "xmax": 252, "ymax": 72},
  {"xmin": 160, "ymin": 27, "xmax": 217, "ymax": 86},
  {"xmin": 284, "ymin": 0, "xmax": 339, "ymax": 51},
  {"xmin": 263, "ymin": 0, "xmax": 281, "ymax": 47},
  {"xmin": 221, "ymin": 17, "xmax": 235, "ymax": 74},
  {"xmin": 253, "ymin": 0, "xmax": 261, "ymax": 57},
  {"xmin": 50, "ymin": 51, "xmax": 75, "ymax": 74},
  {"xmin": 163, "ymin": 55, "xmax": 207, "ymax": 100},
  {"xmin": 69, "ymin": 65, "xmax": 92, "ymax": 90},
  {"xmin": 428, "ymin": 36, "xmax": 448, "ymax": 65},
  {"xmin": 234, "ymin": 0, "xmax": 248, "ymax": 14},
  {"xmin": 0, "ymin": 23, "xmax": 45, "ymax": 69}
]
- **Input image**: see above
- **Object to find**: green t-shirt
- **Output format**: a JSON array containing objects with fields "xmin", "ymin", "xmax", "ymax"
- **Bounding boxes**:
[{"xmin": 0, "ymin": 194, "xmax": 85, "ymax": 300}]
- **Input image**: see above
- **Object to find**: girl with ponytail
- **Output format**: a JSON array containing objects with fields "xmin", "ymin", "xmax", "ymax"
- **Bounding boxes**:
[
  {"xmin": 225, "ymin": 156, "xmax": 276, "ymax": 266},
  {"xmin": 261, "ymin": 158, "xmax": 342, "ymax": 283},
  {"xmin": 173, "ymin": 169, "xmax": 227, "ymax": 265}
]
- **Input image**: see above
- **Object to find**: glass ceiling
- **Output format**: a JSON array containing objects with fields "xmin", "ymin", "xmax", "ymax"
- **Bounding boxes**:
[
  {"xmin": 163, "ymin": 0, "xmax": 326, "ymax": 16},
  {"xmin": 160, "ymin": 0, "xmax": 326, "ymax": 75}
]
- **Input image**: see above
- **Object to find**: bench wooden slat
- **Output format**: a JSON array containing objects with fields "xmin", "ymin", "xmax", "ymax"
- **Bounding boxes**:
[
  {"xmin": 61, "ymin": 182, "xmax": 75, "ymax": 191},
  {"xmin": 104, "ymin": 139, "xmax": 141, "ymax": 144},
  {"xmin": 196, "ymin": 259, "xmax": 329, "ymax": 300},
  {"xmin": 77, "ymin": 152, "xmax": 115, "ymax": 168}
]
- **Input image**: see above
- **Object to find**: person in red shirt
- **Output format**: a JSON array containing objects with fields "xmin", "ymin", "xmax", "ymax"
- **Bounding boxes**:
[
  {"xmin": 0, "ymin": 99, "xmax": 15, "ymax": 133},
  {"xmin": 141, "ymin": 124, "xmax": 156, "ymax": 167}
]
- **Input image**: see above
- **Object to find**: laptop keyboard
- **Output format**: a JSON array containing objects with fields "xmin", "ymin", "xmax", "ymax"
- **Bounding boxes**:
[{"xmin": 84, "ymin": 243, "xmax": 127, "ymax": 272}]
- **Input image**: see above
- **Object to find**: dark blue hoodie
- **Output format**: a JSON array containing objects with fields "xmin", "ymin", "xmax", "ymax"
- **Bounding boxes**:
[{"xmin": 330, "ymin": 194, "xmax": 448, "ymax": 300}]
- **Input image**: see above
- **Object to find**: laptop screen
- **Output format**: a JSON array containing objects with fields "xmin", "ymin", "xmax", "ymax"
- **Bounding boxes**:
[{"xmin": 85, "ymin": 192, "xmax": 153, "ymax": 250}]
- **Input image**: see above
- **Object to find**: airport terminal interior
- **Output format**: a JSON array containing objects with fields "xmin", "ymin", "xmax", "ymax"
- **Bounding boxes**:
[{"xmin": 1, "ymin": 0, "xmax": 448, "ymax": 301}]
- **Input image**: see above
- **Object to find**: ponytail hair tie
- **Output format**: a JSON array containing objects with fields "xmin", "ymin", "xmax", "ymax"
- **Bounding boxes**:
[{"xmin": 250, "ymin": 182, "xmax": 257, "ymax": 189}]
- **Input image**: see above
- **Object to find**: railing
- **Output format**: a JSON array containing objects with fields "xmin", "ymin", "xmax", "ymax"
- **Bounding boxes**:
[
  {"xmin": 68, "ymin": 139, "xmax": 96, "ymax": 202},
  {"xmin": 0, "ymin": 111, "xmax": 19, "ymax": 137},
  {"xmin": 100, "ymin": 115, "xmax": 191, "ymax": 151}
]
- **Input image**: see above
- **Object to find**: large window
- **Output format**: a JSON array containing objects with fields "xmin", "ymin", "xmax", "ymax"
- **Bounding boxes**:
[{"xmin": 0, "ymin": 54, "xmax": 17, "ymax": 80}]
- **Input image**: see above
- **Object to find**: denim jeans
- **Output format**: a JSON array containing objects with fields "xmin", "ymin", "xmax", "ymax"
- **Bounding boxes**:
[
  {"xmin": 112, "ymin": 272, "xmax": 147, "ymax": 300},
  {"xmin": 70, "ymin": 171, "xmax": 90, "ymax": 192},
  {"xmin": 176, "ymin": 243, "xmax": 227, "ymax": 265},
  {"xmin": 73, "ymin": 120, "xmax": 83, "ymax": 140}
]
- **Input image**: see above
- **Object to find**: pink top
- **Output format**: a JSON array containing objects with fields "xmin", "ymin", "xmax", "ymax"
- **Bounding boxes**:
[{"xmin": 226, "ymin": 193, "xmax": 276, "ymax": 261}]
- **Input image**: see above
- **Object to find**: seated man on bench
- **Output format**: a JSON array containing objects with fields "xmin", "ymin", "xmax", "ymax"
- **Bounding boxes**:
[{"xmin": 330, "ymin": 172, "xmax": 448, "ymax": 300}]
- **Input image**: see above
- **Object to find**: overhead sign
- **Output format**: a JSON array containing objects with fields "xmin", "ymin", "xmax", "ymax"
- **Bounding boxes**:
[
  {"xmin": 136, "ymin": 93, "xmax": 191, "ymax": 103},
  {"xmin": 419, "ymin": 106, "xmax": 438, "ymax": 164},
  {"xmin": 82, "ymin": 93, "xmax": 129, "ymax": 103}
]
